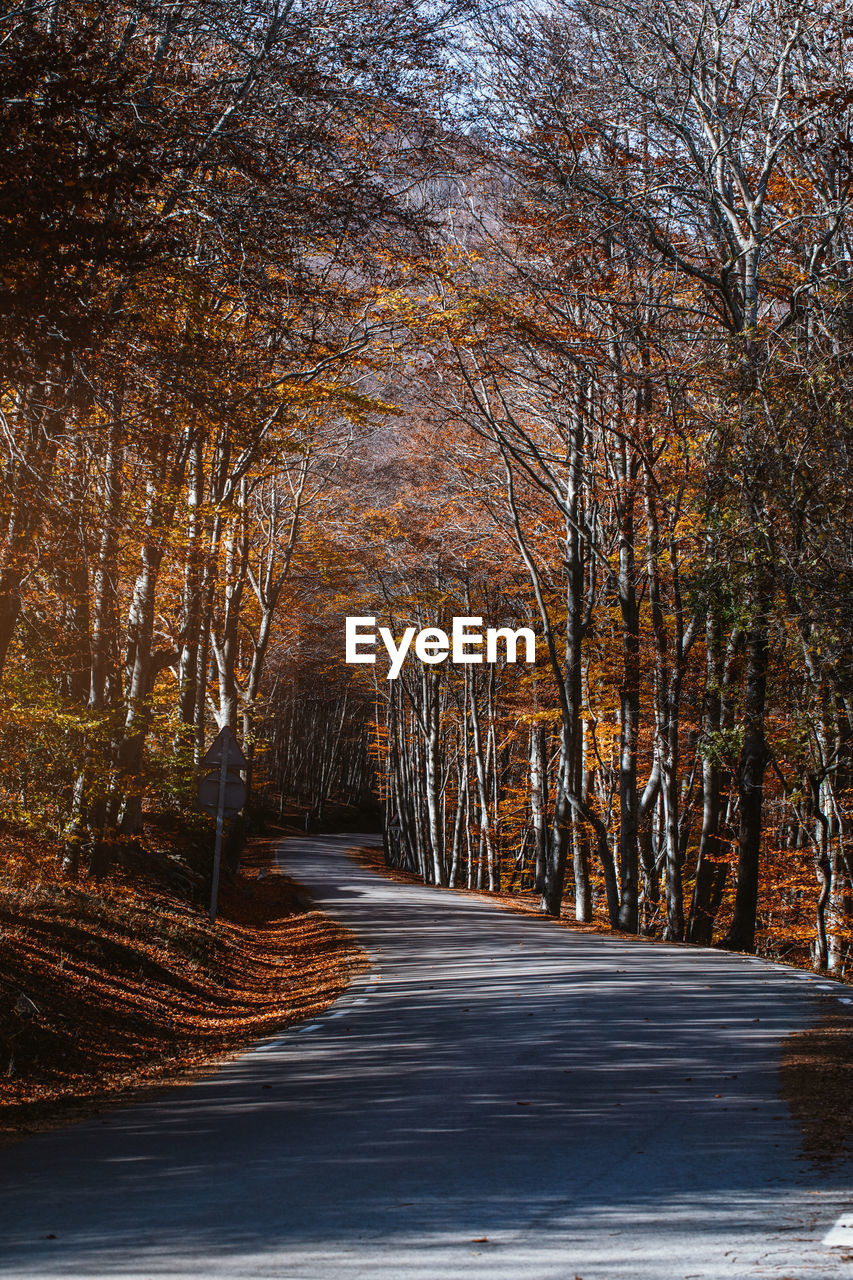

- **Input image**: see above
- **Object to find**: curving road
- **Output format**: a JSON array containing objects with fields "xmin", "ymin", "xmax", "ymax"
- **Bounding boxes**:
[{"xmin": 0, "ymin": 834, "xmax": 851, "ymax": 1279}]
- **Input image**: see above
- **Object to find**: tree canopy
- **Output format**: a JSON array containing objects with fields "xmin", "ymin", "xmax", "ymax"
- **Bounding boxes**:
[{"xmin": 1, "ymin": 0, "xmax": 852, "ymax": 976}]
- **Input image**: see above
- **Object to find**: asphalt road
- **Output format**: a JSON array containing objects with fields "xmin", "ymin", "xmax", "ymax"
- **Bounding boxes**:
[{"xmin": 0, "ymin": 834, "xmax": 851, "ymax": 1280}]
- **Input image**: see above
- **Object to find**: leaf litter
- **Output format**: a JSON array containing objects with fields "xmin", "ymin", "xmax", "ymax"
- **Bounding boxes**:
[{"xmin": 0, "ymin": 825, "xmax": 366, "ymax": 1142}]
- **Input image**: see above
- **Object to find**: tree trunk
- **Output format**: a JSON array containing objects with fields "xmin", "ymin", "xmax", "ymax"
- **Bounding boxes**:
[{"xmin": 723, "ymin": 611, "xmax": 770, "ymax": 953}]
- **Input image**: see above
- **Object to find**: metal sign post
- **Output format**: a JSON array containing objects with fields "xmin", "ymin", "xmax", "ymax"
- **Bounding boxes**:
[{"xmin": 197, "ymin": 726, "xmax": 248, "ymax": 924}]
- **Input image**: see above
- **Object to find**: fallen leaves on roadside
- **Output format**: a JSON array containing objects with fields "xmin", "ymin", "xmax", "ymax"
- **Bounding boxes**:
[
  {"xmin": 0, "ymin": 828, "xmax": 366, "ymax": 1141},
  {"xmin": 780, "ymin": 999, "xmax": 853, "ymax": 1166}
]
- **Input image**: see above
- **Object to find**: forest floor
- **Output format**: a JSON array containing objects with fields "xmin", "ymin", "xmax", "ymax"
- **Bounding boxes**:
[
  {"xmin": 349, "ymin": 843, "xmax": 853, "ymax": 1167},
  {"xmin": 0, "ymin": 818, "xmax": 366, "ymax": 1144}
]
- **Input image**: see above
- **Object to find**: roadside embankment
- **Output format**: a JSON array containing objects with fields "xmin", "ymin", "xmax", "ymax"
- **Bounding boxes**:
[{"xmin": 0, "ymin": 823, "xmax": 366, "ymax": 1142}]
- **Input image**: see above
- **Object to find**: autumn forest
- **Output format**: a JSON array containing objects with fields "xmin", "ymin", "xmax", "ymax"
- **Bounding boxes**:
[{"xmin": 2, "ymin": 0, "xmax": 853, "ymax": 990}]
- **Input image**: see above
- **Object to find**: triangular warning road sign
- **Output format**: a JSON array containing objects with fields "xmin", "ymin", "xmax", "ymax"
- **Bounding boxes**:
[{"xmin": 199, "ymin": 725, "xmax": 249, "ymax": 771}]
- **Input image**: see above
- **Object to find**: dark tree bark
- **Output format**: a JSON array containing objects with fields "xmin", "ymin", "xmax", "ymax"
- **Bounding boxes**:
[{"xmin": 723, "ymin": 611, "xmax": 770, "ymax": 953}]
